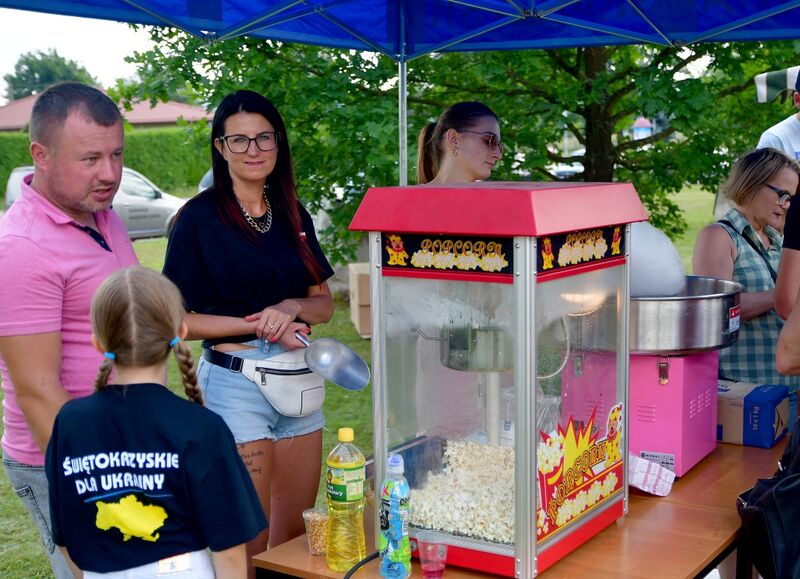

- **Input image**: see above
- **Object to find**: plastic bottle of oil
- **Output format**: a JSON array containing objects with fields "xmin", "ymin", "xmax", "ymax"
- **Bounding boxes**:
[{"xmin": 326, "ymin": 427, "xmax": 366, "ymax": 572}]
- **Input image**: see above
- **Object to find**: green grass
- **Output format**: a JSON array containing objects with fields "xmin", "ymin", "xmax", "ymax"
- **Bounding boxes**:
[
  {"xmin": 672, "ymin": 184, "xmax": 716, "ymax": 272},
  {"xmin": 170, "ymin": 185, "xmax": 197, "ymax": 199},
  {"xmin": 0, "ymin": 184, "xmax": 710, "ymax": 576}
]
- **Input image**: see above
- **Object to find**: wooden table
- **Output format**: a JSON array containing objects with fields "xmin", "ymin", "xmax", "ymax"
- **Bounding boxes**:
[{"xmin": 254, "ymin": 442, "xmax": 784, "ymax": 578}]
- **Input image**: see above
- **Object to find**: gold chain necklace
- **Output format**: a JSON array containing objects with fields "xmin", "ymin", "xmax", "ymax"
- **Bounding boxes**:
[{"xmin": 235, "ymin": 185, "xmax": 272, "ymax": 233}]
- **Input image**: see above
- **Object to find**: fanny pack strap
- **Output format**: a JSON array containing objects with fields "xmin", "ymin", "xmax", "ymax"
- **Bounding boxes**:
[
  {"xmin": 202, "ymin": 348, "xmax": 313, "ymax": 384},
  {"xmin": 202, "ymin": 348, "xmax": 245, "ymax": 372}
]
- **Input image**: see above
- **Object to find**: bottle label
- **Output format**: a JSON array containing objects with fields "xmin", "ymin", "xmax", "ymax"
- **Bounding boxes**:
[
  {"xmin": 379, "ymin": 479, "xmax": 411, "ymax": 577},
  {"xmin": 327, "ymin": 464, "xmax": 365, "ymax": 502},
  {"xmin": 500, "ymin": 420, "xmax": 515, "ymax": 447}
]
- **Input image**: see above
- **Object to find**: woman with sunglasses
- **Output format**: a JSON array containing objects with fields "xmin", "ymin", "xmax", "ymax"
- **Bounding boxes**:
[
  {"xmin": 417, "ymin": 101, "xmax": 503, "ymax": 184},
  {"xmin": 163, "ymin": 90, "xmax": 334, "ymax": 577},
  {"xmin": 693, "ymin": 147, "xmax": 800, "ymax": 421}
]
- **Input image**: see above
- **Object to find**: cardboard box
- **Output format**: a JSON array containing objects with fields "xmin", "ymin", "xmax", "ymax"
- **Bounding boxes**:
[
  {"xmin": 717, "ymin": 380, "xmax": 789, "ymax": 448},
  {"xmin": 350, "ymin": 304, "xmax": 371, "ymax": 338},
  {"xmin": 348, "ymin": 262, "xmax": 370, "ymax": 306},
  {"xmin": 348, "ymin": 263, "xmax": 371, "ymax": 337}
]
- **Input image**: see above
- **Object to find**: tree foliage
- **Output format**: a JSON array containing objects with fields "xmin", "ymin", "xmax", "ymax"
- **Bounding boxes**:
[
  {"xmin": 3, "ymin": 49, "xmax": 97, "ymax": 101},
  {"xmin": 121, "ymin": 30, "xmax": 800, "ymax": 261}
]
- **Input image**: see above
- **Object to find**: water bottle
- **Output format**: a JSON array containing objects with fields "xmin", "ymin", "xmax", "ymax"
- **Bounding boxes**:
[
  {"xmin": 326, "ymin": 427, "xmax": 366, "ymax": 572},
  {"xmin": 378, "ymin": 454, "xmax": 411, "ymax": 578},
  {"xmin": 500, "ymin": 388, "xmax": 515, "ymax": 447}
]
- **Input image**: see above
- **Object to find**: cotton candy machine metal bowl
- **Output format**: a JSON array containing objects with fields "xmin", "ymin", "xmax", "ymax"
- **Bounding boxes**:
[
  {"xmin": 630, "ymin": 275, "xmax": 743, "ymax": 355},
  {"xmin": 577, "ymin": 276, "xmax": 744, "ymax": 355}
]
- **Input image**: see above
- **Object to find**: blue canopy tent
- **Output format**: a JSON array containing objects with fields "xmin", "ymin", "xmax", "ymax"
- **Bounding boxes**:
[
  {"xmin": 6, "ymin": 1, "xmax": 800, "ymax": 184},
  {"xmin": 4, "ymin": 3, "xmax": 800, "ymax": 573},
  {"xmin": 5, "ymin": 1, "xmax": 800, "ymax": 57}
]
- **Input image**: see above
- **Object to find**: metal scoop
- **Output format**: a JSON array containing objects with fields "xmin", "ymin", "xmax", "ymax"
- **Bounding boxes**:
[{"xmin": 295, "ymin": 333, "xmax": 370, "ymax": 391}]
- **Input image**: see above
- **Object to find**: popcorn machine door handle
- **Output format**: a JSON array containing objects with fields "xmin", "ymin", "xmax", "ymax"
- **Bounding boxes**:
[{"xmin": 415, "ymin": 327, "xmax": 448, "ymax": 342}]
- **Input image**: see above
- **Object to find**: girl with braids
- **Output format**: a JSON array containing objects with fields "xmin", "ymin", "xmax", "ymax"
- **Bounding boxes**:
[
  {"xmin": 417, "ymin": 101, "xmax": 503, "ymax": 185},
  {"xmin": 162, "ymin": 89, "xmax": 334, "ymax": 573},
  {"xmin": 44, "ymin": 267, "xmax": 266, "ymax": 579}
]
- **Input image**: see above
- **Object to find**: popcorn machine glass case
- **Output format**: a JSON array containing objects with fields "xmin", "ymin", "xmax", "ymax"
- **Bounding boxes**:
[{"xmin": 350, "ymin": 182, "xmax": 648, "ymax": 577}]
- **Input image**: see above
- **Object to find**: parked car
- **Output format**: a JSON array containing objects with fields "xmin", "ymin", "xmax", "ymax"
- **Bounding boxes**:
[
  {"xmin": 5, "ymin": 166, "xmax": 186, "ymax": 240},
  {"xmin": 547, "ymin": 147, "xmax": 585, "ymax": 179},
  {"xmin": 198, "ymin": 168, "xmax": 213, "ymax": 193}
]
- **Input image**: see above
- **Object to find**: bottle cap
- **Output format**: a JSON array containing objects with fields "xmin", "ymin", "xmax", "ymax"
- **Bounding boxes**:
[
  {"xmin": 387, "ymin": 453, "xmax": 404, "ymax": 474},
  {"xmin": 338, "ymin": 427, "xmax": 354, "ymax": 442}
]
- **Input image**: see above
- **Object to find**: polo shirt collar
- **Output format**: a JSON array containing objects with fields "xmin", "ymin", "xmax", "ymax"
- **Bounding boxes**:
[{"xmin": 21, "ymin": 173, "xmax": 110, "ymax": 229}]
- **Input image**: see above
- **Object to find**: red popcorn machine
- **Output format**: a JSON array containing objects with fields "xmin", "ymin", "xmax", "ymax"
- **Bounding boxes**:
[{"xmin": 350, "ymin": 182, "xmax": 648, "ymax": 577}]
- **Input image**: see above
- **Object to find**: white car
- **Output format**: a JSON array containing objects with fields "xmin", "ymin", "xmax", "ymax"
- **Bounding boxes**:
[
  {"xmin": 198, "ymin": 168, "xmax": 213, "ymax": 193},
  {"xmin": 5, "ymin": 166, "xmax": 186, "ymax": 240},
  {"xmin": 548, "ymin": 148, "xmax": 585, "ymax": 179}
]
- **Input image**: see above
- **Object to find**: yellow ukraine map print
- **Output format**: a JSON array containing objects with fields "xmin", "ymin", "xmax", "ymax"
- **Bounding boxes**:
[{"xmin": 95, "ymin": 494, "xmax": 168, "ymax": 542}]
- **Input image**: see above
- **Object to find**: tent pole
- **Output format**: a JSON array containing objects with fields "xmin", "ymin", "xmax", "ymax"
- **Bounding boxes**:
[{"xmin": 398, "ymin": 60, "xmax": 408, "ymax": 186}]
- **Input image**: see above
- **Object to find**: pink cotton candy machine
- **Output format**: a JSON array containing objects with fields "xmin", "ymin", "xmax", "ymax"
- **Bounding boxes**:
[{"xmin": 563, "ymin": 276, "xmax": 743, "ymax": 476}]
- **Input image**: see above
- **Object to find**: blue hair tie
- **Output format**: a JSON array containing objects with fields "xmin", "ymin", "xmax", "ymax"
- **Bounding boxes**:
[
  {"xmin": 103, "ymin": 352, "xmax": 116, "ymax": 360},
  {"xmin": 169, "ymin": 336, "xmax": 181, "ymax": 348}
]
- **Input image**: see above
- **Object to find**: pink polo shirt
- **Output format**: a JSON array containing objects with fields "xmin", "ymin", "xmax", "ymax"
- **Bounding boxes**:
[{"xmin": 0, "ymin": 174, "xmax": 139, "ymax": 465}]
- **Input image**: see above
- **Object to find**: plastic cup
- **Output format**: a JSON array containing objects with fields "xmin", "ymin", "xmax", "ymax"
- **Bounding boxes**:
[
  {"xmin": 416, "ymin": 532, "xmax": 448, "ymax": 578},
  {"xmin": 302, "ymin": 507, "xmax": 328, "ymax": 556}
]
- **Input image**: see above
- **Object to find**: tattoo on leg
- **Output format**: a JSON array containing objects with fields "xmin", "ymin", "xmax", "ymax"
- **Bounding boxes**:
[{"xmin": 238, "ymin": 446, "xmax": 266, "ymax": 476}]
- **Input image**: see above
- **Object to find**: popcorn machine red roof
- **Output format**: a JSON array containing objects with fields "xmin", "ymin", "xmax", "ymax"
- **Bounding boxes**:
[{"xmin": 350, "ymin": 181, "xmax": 648, "ymax": 577}]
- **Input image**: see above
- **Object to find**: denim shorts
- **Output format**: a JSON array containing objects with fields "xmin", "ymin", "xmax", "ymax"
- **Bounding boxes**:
[
  {"xmin": 198, "ymin": 339, "xmax": 324, "ymax": 443},
  {"xmin": 2, "ymin": 455, "xmax": 73, "ymax": 579}
]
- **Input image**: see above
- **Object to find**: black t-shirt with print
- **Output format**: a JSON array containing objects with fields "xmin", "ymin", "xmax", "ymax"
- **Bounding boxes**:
[
  {"xmin": 45, "ymin": 383, "xmax": 267, "ymax": 573},
  {"xmin": 162, "ymin": 189, "xmax": 334, "ymax": 347}
]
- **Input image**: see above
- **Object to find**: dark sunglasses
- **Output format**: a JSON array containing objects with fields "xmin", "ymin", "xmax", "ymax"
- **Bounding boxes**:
[
  {"xmin": 458, "ymin": 130, "xmax": 504, "ymax": 153},
  {"xmin": 765, "ymin": 183, "xmax": 793, "ymax": 207}
]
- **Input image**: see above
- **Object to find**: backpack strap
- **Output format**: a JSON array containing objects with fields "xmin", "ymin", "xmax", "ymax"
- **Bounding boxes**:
[
  {"xmin": 718, "ymin": 219, "xmax": 777, "ymax": 283},
  {"xmin": 779, "ymin": 417, "xmax": 800, "ymax": 473}
]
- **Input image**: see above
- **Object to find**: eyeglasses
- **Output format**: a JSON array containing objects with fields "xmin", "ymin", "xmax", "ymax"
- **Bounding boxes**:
[
  {"xmin": 218, "ymin": 132, "xmax": 280, "ymax": 154},
  {"xmin": 765, "ymin": 183, "xmax": 794, "ymax": 207},
  {"xmin": 458, "ymin": 130, "xmax": 504, "ymax": 154}
]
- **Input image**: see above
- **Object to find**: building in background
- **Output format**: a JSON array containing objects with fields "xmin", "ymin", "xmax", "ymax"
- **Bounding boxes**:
[
  {"xmin": 0, "ymin": 93, "xmax": 210, "ymax": 131},
  {"xmin": 632, "ymin": 116, "xmax": 653, "ymax": 140}
]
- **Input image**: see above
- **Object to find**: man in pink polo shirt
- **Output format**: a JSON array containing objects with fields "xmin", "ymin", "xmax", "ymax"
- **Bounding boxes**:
[{"xmin": 0, "ymin": 82, "xmax": 139, "ymax": 578}]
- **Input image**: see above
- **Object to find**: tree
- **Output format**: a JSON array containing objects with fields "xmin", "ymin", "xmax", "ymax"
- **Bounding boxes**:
[
  {"xmin": 121, "ymin": 29, "xmax": 800, "ymax": 261},
  {"xmin": 4, "ymin": 49, "xmax": 97, "ymax": 101}
]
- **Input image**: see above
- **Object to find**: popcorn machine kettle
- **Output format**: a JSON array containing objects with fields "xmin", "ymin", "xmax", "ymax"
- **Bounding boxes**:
[{"xmin": 350, "ymin": 182, "xmax": 648, "ymax": 577}]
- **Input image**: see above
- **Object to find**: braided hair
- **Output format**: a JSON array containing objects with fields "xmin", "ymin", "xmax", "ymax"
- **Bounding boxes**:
[{"xmin": 91, "ymin": 267, "xmax": 202, "ymax": 405}]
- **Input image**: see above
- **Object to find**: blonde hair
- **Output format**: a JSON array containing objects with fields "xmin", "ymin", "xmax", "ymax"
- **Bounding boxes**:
[
  {"xmin": 724, "ymin": 147, "xmax": 800, "ymax": 206},
  {"xmin": 91, "ymin": 267, "xmax": 201, "ymax": 404}
]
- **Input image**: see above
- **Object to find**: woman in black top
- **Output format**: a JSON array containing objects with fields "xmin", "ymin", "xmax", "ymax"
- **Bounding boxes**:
[{"xmin": 163, "ymin": 90, "xmax": 334, "ymax": 573}]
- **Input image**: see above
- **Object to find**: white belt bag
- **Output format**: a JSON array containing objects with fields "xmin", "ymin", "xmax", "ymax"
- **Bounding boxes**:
[{"xmin": 242, "ymin": 349, "xmax": 325, "ymax": 417}]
